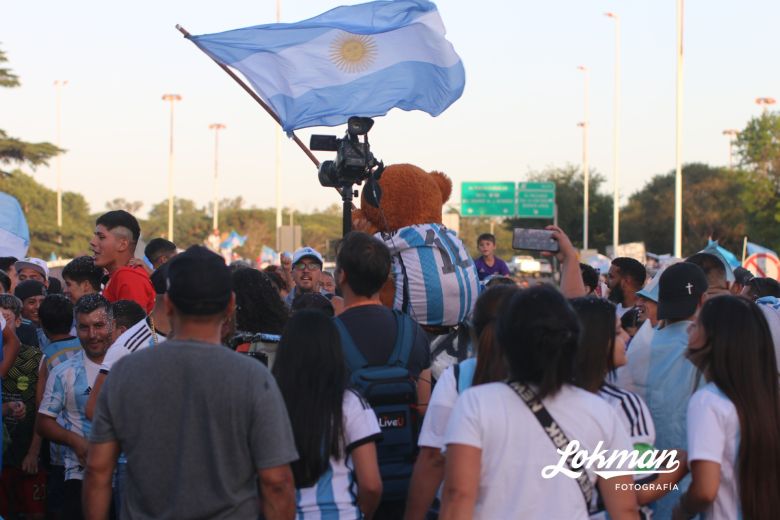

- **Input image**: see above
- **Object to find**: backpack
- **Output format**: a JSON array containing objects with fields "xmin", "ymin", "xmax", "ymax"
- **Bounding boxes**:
[{"xmin": 333, "ymin": 310, "xmax": 419, "ymax": 502}]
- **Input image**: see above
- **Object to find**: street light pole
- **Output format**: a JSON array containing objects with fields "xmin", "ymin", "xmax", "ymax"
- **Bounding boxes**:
[
  {"xmin": 162, "ymin": 94, "xmax": 182, "ymax": 242},
  {"xmin": 756, "ymin": 97, "xmax": 776, "ymax": 114},
  {"xmin": 605, "ymin": 12, "xmax": 621, "ymax": 254},
  {"xmin": 209, "ymin": 123, "xmax": 226, "ymax": 232},
  {"xmin": 673, "ymin": 0, "xmax": 685, "ymax": 258},
  {"xmin": 577, "ymin": 65, "xmax": 589, "ymax": 251},
  {"xmin": 275, "ymin": 0, "xmax": 283, "ymax": 252},
  {"xmin": 722, "ymin": 129, "xmax": 739, "ymax": 169},
  {"xmin": 54, "ymin": 80, "xmax": 68, "ymax": 239}
]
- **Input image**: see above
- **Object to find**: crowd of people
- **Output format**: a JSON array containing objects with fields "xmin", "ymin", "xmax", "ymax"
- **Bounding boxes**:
[{"xmin": 1, "ymin": 209, "xmax": 779, "ymax": 519}]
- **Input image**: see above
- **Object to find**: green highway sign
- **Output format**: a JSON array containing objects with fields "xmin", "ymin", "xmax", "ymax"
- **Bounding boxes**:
[
  {"xmin": 461, "ymin": 182, "xmax": 516, "ymax": 217},
  {"xmin": 518, "ymin": 182, "xmax": 556, "ymax": 219}
]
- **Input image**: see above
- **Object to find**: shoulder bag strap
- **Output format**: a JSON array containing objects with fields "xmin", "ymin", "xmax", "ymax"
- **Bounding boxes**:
[{"xmin": 505, "ymin": 381, "xmax": 596, "ymax": 514}]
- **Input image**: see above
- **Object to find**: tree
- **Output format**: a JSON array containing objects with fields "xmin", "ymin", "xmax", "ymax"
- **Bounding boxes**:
[
  {"xmin": 736, "ymin": 111, "xmax": 780, "ymax": 180},
  {"xmin": 143, "ymin": 199, "xmax": 211, "ymax": 248},
  {"xmin": 105, "ymin": 198, "xmax": 143, "ymax": 213},
  {"xmin": 0, "ymin": 171, "xmax": 93, "ymax": 258},
  {"xmin": 620, "ymin": 163, "xmax": 749, "ymax": 256},
  {"xmin": 0, "ymin": 48, "xmax": 63, "ymax": 175},
  {"xmin": 504, "ymin": 165, "xmax": 613, "ymax": 252}
]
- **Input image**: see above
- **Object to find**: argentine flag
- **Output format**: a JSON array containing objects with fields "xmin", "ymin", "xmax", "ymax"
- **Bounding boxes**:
[
  {"xmin": 0, "ymin": 192, "xmax": 30, "ymax": 258},
  {"xmin": 190, "ymin": 0, "xmax": 465, "ymax": 132}
]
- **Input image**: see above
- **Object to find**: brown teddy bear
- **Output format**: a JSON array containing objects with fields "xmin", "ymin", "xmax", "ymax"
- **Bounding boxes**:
[{"xmin": 352, "ymin": 163, "xmax": 480, "ymax": 329}]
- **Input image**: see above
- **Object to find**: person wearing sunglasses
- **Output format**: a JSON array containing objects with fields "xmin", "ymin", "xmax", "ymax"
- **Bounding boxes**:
[{"xmin": 284, "ymin": 247, "xmax": 327, "ymax": 308}]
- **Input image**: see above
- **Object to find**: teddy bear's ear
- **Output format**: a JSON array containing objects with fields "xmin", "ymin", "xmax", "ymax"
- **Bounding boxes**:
[{"xmin": 430, "ymin": 171, "xmax": 452, "ymax": 203}]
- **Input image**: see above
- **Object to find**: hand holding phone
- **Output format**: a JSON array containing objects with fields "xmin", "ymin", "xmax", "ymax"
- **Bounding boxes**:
[{"xmin": 512, "ymin": 228, "xmax": 560, "ymax": 252}]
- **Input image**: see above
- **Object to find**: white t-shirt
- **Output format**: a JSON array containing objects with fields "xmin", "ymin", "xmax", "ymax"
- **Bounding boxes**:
[
  {"xmin": 101, "ymin": 320, "xmax": 161, "ymax": 373},
  {"xmin": 444, "ymin": 382, "xmax": 633, "ymax": 520},
  {"xmin": 296, "ymin": 390, "xmax": 382, "ymax": 519},
  {"xmin": 419, "ymin": 364, "xmax": 458, "ymax": 450},
  {"xmin": 687, "ymin": 383, "xmax": 740, "ymax": 520}
]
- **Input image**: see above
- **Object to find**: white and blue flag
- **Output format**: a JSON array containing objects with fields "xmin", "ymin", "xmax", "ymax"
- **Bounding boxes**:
[
  {"xmin": 747, "ymin": 241, "xmax": 779, "ymax": 258},
  {"xmin": 0, "ymin": 192, "xmax": 30, "ymax": 258},
  {"xmin": 190, "ymin": 0, "xmax": 465, "ymax": 132}
]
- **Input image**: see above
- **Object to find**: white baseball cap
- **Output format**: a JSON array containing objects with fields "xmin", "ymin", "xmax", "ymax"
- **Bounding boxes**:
[
  {"xmin": 292, "ymin": 247, "xmax": 323, "ymax": 266},
  {"xmin": 14, "ymin": 257, "xmax": 49, "ymax": 280}
]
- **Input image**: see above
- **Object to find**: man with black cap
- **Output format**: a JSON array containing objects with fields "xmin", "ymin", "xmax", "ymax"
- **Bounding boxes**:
[
  {"xmin": 13, "ymin": 280, "xmax": 47, "ymax": 348},
  {"xmin": 84, "ymin": 246, "xmax": 298, "ymax": 520},
  {"xmin": 640, "ymin": 261, "xmax": 708, "ymax": 518}
]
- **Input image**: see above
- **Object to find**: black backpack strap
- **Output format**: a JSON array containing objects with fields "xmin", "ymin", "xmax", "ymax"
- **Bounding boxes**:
[
  {"xmin": 506, "ymin": 381, "xmax": 596, "ymax": 514},
  {"xmin": 386, "ymin": 310, "xmax": 416, "ymax": 367},
  {"xmin": 453, "ymin": 363, "xmax": 461, "ymax": 391},
  {"xmin": 333, "ymin": 317, "xmax": 369, "ymax": 371}
]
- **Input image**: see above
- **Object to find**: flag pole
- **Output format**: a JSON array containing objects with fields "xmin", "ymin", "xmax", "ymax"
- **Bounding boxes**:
[
  {"xmin": 176, "ymin": 24, "xmax": 320, "ymax": 168},
  {"xmin": 742, "ymin": 236, "xmax": 748, "ymax": 264}
]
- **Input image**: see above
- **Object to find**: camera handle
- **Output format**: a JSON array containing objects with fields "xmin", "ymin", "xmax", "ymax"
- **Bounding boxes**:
[{"xmin": 340, "ymin": 184, "xmax": 359, "ymax": 236}]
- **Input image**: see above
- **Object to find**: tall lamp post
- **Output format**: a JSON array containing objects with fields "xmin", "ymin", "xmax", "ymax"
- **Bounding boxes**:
[
  {"xmin": 673, "ymin": 0, "xmax": 685, "ymax": 258},
  {"xmin": 209, "ymin": 123, "xmax": 226, "ymax": 232},
  {"xmin": 162, "ymin": 94, "xmax": 182, "ymax": 241},
  {"xmin": 722, "ymin": 129, "xmax": 739, "ymax": 169},
  {"xmin": 54, "ymin": 80, "xmax": 68, "ymax": 241},
  {"xmin": 577, "ymin": 65, "xmax": 589, "ymax": 251},
  {"xmin": 605, "ymin": 12, "xmax": 621, "ymax": 253},
  {"xmin": 756, "ymin": 97, "xmax": 776, "ymax": 114},
  {"xmin": 275, "ymin": 0, "xmax": 283, "ymax": 252}
]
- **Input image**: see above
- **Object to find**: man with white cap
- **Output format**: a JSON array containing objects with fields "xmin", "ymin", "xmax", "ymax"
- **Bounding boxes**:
[
  {"xmin": 14, "ymin": 258, "xmax": 48, "ymax": 287},
  {"xmin": 284, "ymin": 246, "xmax": 327, "ymax": 307},
  {"xmin": 614, "ymin": 266, "xmax": 665, "ymax": 395}
]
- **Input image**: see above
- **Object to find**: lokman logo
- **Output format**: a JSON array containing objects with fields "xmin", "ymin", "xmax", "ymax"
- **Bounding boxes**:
[{"xmin": 541, "ymin": 440, "xmax": 681, "ymax": 480}]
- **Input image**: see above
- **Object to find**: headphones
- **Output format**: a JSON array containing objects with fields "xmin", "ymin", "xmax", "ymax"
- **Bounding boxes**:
[{"xmin": 362, "ymin": 162, "xmax": 385, "ymax": 208}]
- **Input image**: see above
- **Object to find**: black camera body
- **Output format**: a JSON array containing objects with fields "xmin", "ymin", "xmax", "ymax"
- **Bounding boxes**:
[{"xmin": 311, "ymin": 117, "xmax": 382, "ymax": 188}]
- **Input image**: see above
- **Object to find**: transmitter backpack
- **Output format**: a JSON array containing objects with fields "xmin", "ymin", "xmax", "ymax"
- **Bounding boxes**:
[{"xmin": 334, "ymin": 310, "xmax": 419, "ymax": 502}]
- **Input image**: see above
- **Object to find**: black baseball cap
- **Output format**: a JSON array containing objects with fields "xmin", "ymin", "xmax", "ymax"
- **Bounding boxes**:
[
  {"xmin": 657, "ymin": 262, "xmax": 708, "ymax": 321},
  {"xmin": 166, "ymin": 246, "xmax": 231, "ymax": 315},
  {"xmin": 14, "ymin": 280, "xmax": 47, "ymax": 302}
]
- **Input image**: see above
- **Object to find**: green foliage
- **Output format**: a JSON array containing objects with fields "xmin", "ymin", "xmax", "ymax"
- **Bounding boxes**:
[
  {"xmin": 0, "ymin": 47, "xmax": 20, "ymax": 88},
  {"xmin": 0, "ymin": 171, "xmax": 93, "ymax": 258},
  {"xmin": 736, "ymin": 112, "xmax": 780, "ymax": 179},
  {"xmin": 0, "ymin": 47, "xmax": 63, "ymax": 175},
  {"xmin": 620, "ymin": 163, "xmax": 748, "ymax": 256},
  {"xmin": 105, "ymin": 198, "xmax": 143, "ymax": 213}
]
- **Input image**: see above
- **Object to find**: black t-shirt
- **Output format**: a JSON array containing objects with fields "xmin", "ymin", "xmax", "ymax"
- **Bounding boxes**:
[{"xmin": 337, "ymin": 305, "xmax": 431, "ymax": 377}]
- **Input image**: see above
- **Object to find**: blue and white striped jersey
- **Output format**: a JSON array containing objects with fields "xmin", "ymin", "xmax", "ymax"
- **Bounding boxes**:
[
  {"xmin": 379, "ymin": 224, "xmax": 480, "ymax": 327},
  {"xmin": 295, "ymin": 390, "xmax": 381, "ymax": 519},
  {"xmin": 39, "ymin": 350, "xmax": 101, "ymax": 480}
]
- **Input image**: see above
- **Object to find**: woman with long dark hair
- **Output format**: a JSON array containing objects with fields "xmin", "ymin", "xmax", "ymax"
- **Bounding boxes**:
[
  {"xmin": 440, "ymin": 285, "xmax": 639, "ymax": 519},
  {"xmin": 571, "ymin": 297, "xmax": 687, "ymax": 517},
  {"xmin": 405, "ymin": 284, "xmax": 518, "ymax": 519},
  {"xmin": 674, "ymin": 295, "xmax": 780, "ymax": 519},
  {"xmin": 231, "ymin": 268, "xmax": 289, "ymax": 366},
  {"xmin": 272, "ymin": 310, "xmax": 383, "ymax": 519}
]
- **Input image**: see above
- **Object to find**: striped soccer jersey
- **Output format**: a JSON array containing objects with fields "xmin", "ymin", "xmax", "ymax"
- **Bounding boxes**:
[
  {"xmin": 39, "ymin": 350, "xmax": 101, "ymax": 480},
  {"xmin": 598, "ymin": 382, "xmax": 655, "ymax": 447},
  {"xmin": 100, "ymin": 319, "xmax": 161, "ymax": 374},
  {"xmin": 379, "ymin": 223, "xmax": 480, "ymax": 327},
  {"xmin": 295, "ymin": 390, "xmax": 381, "ymax": 519}
]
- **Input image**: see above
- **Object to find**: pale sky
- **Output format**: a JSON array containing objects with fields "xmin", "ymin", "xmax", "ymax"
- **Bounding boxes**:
[{"xmin": 2, "ymin": 1, "xmax": 777, "ymax": 219}]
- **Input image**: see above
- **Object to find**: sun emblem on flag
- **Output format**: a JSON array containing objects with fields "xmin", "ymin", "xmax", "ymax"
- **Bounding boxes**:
[{"xmin": 329, "ymin": 33, "xmax": 377, "ymax": 73}]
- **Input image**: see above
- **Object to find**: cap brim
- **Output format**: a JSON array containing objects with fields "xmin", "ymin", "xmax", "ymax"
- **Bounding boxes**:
[
  {"xmin": 657, "ymin": 297, "xmax": 697, "ymax": 320},
  {"xmin": 636, "ymin": 289, "xmax": 657, "ymax": 303},
  {"xmin": 14, "ymin": 261, "xmax": 47, "ymax": 278}
]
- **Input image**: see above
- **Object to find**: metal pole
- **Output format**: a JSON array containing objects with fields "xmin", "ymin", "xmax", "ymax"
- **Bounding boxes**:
[
  {"xmin": 606, "ymin": 13, "xmax": 621, "ymax": 252},
  {"xmin": 275, "ymin": 0, "xmax": 283, "ymax": 252},
  {"xmin": 162, "ymin": 94, "xmax": 182, "ymax": 241},
  {"xmin": 54, "ymin": 80, "xmax": 67, "ymax": 237},
  {"xmin": 578, "ymin": 66, "xmax": 589, "ymax": 250},
  {"xmin": 674, "ymin": 0, "xmax": 684, "ymax": 258},
  {"xmin": 209, "ymin": 123, "xmax": 225, "ymax": 232}
]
